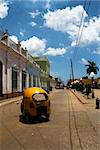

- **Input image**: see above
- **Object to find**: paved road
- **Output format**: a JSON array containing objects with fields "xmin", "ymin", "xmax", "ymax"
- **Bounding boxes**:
[{"xmin": 0, "ymin": 89, "xmax": 99, "ymax": 150}]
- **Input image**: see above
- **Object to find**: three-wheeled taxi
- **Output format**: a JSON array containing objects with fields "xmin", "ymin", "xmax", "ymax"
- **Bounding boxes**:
[{"xmin": 21, "ymin": 87, "xmax": 50, "ymax": 121}]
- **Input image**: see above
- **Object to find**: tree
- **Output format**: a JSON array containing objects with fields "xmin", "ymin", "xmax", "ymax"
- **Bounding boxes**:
[
  {"xmin": 85, "ymin": 60, "xmax": 99, "ymax": 75},
  {"xmin": 82, "ymin": 76, "xmax": 88, "ymax": 79},
  {"xmin": 85, "ymin": 60, "xmax": 99, "ymax": 98}
]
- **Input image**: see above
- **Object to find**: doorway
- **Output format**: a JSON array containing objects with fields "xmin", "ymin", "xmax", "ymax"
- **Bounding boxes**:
[{"xmin": 0, "ymin": 61, "xmax": 3, "ymax": 96}]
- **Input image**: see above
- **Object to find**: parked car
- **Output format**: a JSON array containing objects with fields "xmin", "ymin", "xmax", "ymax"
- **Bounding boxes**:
[
  {"xmin": 21, "ymin": 87, "xmax": 50, "ymax": 122},
  {"xmin": 55, "ymin": 84, "xmax": 64, "ymax": 89},
  {"xmin": 42, "ymin": 87, "xmax": 50, "ymax": 94},
  {"xmin": 60, "ymin": 84, "xmax": 64, "ymax": 89}
]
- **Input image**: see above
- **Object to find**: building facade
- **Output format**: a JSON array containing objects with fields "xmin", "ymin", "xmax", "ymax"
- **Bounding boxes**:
[
  {"xmin": 49, "ymin": 75, "xmax": 56, "ymax": 89},
  {"xmin": 0, "ymin": 31, "xmax": 40, "ymax": 99},
  {"xmin": 33, "ymin": 57, "xmax": 56, "ymax": 89},
  {"xmin": 33, "ymin": 57, "xmax": 50, "ymax": 88}
]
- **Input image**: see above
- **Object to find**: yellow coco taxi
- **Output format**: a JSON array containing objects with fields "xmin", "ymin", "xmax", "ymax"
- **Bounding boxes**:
[{"xmin": 21, "ymin": 87, "xmax": 50, "ymax": 122}]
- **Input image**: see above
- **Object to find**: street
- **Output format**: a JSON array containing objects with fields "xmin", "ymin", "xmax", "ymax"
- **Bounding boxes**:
[{"xmin": 0, "ymin": 89, "xmax": 99, "ymax": 150}]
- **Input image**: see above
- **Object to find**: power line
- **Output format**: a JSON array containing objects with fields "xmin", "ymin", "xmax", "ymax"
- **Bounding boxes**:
[
  {"xmin": 70, "ymin": 59, "xmax": 74, "ymax": 82},
  {"xmin": 76, "ymin": 0, "xmax": 92, "ymax": 47},
  {"xmin": 71, "ymin": 0, "xmax": 92, "ymax": 80},
  {"xmin": 77, "ymin": 0, "xmax": 92, "ymax": 46},
  {"xmin": 75, "ymin": 0, "xmax": 88, "ymax": 46},
  {"xmin": 72, "ymin": 0, "xmax": 89, "ymax": 62}
]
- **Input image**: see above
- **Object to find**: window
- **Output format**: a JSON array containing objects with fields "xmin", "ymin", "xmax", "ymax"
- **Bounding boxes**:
[
  {"xmin": 29, "ymin": 74, "xmax": 31, "ymax": 87},
  {"xmin": 32, "ymin": 93, "xmax": 48, "ymax": 101},
  {"xmin": 33, "ymin": 76, "xmax": 36, "ymax": 87},
  {"xmin": 22, "ymin": 71, "xmax": 26, "ymax": 90},
  {"xmin": 12, "ymin": 67, "xmax": 17, "ymax": 91}
]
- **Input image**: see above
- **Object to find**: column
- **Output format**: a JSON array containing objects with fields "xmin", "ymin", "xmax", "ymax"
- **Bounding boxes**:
[
  {"xmin": 35, "ymin": 77, "xmax": 37, "ymax": 87},
  {"xmin": 2, "ymin": 64, "xmax": 6, "ymax": 94},
  {"xmin": 7, "ymin": 66, "xmax": 12, "ymax": 93},
  {"xmin": 19, "ymin": 69, "xmax": 22, "ymax": 92},
  {"xmin": 31, "ymin": 75, "xmax": 33, "ymax": 87},
  {"xmin": 38, "ymin": 77, "xmax": 41, "ymax": 87}
]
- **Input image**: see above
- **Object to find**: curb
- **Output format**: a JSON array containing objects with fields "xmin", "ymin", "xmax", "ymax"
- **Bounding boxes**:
[
  {"xmin": 0, "ymin": 96, "xmax": 23, "ymax": 107},
  {"xmin": 70, "ymin": 90, "xmax": 87, "ymax": 104}
]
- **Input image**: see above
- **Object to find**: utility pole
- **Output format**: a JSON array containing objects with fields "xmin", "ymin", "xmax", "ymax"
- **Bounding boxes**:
[
  {"xmin": 70, "ymin": 73, "xmax": 71, "ymax": 81},
  {"xmin": 70, "ymin": 59, "xmax": 74, "ymax": 82}
]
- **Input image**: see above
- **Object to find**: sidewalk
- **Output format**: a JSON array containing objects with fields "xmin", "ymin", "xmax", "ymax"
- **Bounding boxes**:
[
  {"xmin": 0, "ymin": 88, "xmax": 56, "ymax": 107},
  {"xmin": 70, "ymin": 89, "xmax": 100, "ymax": 107},
  {"xmin": 69, "ymin": 89, "xmax": 100, "ymax": 138},
  {"xmin": 0, "ymin": 96, "xmax": 23, "ymax": 107}
]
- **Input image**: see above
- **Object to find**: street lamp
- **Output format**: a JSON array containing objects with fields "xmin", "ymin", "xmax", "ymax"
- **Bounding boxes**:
[{"xmin": 90, "ymin": 72, "xmax": 95, "ymax": 98}]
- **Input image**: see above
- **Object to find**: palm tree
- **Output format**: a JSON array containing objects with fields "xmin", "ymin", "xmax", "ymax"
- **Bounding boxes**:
[
  {"xmin": 85, "ymin": 60, "xmax": 99, "ymax": 75},
  {"xmin": 85, "ymin": 60, "xmax": 99, "ymax": 98}
]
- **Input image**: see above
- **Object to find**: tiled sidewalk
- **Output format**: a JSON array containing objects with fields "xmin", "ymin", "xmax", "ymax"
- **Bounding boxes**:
[
  {"xmin": 70, "ymin": 89, "xmax": 100, "ymax": 106},
  {"xmin": 71, "ymin": 90, "xmax": 100, "ymax": 103}
]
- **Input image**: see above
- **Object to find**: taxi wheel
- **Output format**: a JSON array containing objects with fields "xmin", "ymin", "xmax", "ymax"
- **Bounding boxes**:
[
  {"xmin": 22, "ymin": 110, "xmax": 30, "ymax": 123},
  {"xmin": 24, "ymin": 114, "xmax": 31, "ymax": 123},
  {"xmin": 45, "ymin": 114, "xmax": 50, "ymax": 121}
]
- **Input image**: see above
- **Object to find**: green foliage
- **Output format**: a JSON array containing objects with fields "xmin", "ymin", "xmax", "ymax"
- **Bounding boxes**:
[
  {"xmin": 85, "ymin": 60, "xmax": 99, "ymax": 75},
  {"xmin": 73, "ymin": 83, "xmax": 84, "ymax": 92}
]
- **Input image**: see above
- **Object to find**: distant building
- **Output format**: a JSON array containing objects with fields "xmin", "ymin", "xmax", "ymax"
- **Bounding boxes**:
[
  {"xmin": 33, "ymin": 56, "xmax": 50, "ymax": 88},
  {"xmin": 27, "ymin": 54, "xmax": 40, "ymax": 87},
  {"xmin": 49, "ymin": 75, "xmax": 56, "ymax": 89},
  {"xmin": 55, "ymin": 78, "xmax": 64, "ymax": 89},
  {"xmin": 82, "ymin": 77, "xmax": 100, "ymax": 88},
  {"xmin": 67, "ymin": 77, "xmax": 100, "ymax": 89},
  {"xmin": 0, "ymin": 31, "xmax": 40, "ymax": 99}
]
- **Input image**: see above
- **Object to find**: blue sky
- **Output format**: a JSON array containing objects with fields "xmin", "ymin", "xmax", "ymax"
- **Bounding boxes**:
[{"xmin": 0, "ymin": 0, "xmax": 100, "ymax": 83}]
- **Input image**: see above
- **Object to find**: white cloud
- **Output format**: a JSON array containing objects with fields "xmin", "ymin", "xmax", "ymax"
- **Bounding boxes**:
[
  {"xmin": 31, "ymin": 0, "xmax": 38, "ymax": 3},
  {"xmin": 19, "ymin": 29, "xmax": 26, "ymax": 37},
  {"xmin": 44, "ymin": 5, "xmax": 100, "ymax": 46},
  {"xmin": 80, "ymin": 58, "xmax": 88, "ymax": 65},
  {"xmin": 21, "ymin": 36, "xmax": 46, "ymax": 55},
  {"xmin": 29, "ymin": 21, "xmax": 37, "ymax": 27},
  {"xmin": 49, "ymin": 60, "xmax": 52, "ymax": 64},
  {"xmin": 9, "ymin": 35, "xmax": 46, "ymax": 55},
  {"xmin": 29, "ymin": 10, "xmax": 40, "ymax": 19},
  {"xmin": 29, "ymin": 10, "xmax": 40, "ymax": 28},
  {"xmin": 59, "ymin": 43, "xmax": 64, "ymax": 47},
  {"xmin": 51, "ymin": 71, "xmax": 59, "ymax": 77},
  {"xmin": 45, "ymin": 0, "xmax": 51, "ymax": 10},
  {"xmin": 0, "ymin": 2, "xmax": 9, "ymax": 19},
  {"xmin": 44, "ymin": 6, "xmax": 87, "ymax": 33},
  {"xmin": 20, "ymin": 31, "xmax": 24, "ymax": 37},
  {"xmin": 71, "ymin": 16, "xmax": 100, "ymax": 46},
  {"xmin": 10, "ymin": 35, "xmax": 18, "ymax": 43},
  {"xmin": 93, "ymin": 47, "xmax": 100, "ymax": 55},
  {"xmin": 44, "ymin": 47, "xmax": 66, "ymax": 56}
]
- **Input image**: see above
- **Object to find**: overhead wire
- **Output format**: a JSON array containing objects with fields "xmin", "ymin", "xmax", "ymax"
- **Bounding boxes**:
[
  {"xmin": 75, "ymin": 0, "xmax": 88, "ymax": 47},
  {"xmin": 71, "ymin": 0, "xmax": 92, "ymax": 80},
  {"xmin": 76, "ymin": 0, "xmax": 92, "ymax": 46}
]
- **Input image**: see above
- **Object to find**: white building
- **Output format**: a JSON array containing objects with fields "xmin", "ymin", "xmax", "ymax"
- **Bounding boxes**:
[{"xmin": 0, "ymin": 31, "xmax": 40, "ymax": 99}]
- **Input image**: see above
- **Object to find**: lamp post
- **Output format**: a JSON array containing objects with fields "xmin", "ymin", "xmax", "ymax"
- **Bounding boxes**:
[{"xmin": 90, "ymin": 72, "xmax": 95, "ymax": 98}]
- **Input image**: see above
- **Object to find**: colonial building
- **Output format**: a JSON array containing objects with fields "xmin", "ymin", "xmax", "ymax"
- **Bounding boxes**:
[
  {"xmin": 49, "ymin": 75, "xmax": 56, "ymax": 89},
  {"xmin": 0, "ymin": 31, "xmax": 40, "ymax": 99},
  {"xmin": 33, "ymin": 56, "xmax": 56, "ymax": 89},
  {"xmin": 33, "ymin": 56, "xmax": 50, "ymax": 88}
]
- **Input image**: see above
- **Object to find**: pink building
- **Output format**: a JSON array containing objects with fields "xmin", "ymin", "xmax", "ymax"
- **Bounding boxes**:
[{"xmin": 0, "ymin": 31, "xmax": 40, "ymax": 99}]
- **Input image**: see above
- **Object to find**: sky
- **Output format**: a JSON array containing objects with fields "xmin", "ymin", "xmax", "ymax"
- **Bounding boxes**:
[{"xmin": 0, "ymin": 0, "xmax": 100, "ymax": 83}]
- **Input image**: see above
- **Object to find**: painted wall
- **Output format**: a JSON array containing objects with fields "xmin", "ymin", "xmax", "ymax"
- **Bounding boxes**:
[{"xmin": 0, "ymin": 40, "xmax": 41, "ymax": 97}]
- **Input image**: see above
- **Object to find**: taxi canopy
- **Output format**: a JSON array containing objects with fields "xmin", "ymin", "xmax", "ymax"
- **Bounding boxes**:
[{"xmin": 23, "ymin": 87, "xmax": 48, "ymax": 98}]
